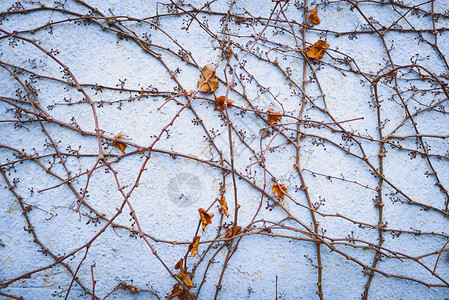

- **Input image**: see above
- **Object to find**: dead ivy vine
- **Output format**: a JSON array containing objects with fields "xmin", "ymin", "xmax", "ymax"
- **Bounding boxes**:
[{"xmin": 0, "ymin": 0, "xmax": 448, "ymax": 299}]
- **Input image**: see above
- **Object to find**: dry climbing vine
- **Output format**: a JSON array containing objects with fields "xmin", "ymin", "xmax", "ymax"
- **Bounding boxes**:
[{"xmin": 0, "ymin": 0, "xmax": 448, "ymax": 299}]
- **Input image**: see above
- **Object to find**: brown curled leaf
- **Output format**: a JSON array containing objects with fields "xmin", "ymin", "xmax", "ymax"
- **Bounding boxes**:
[
  {"xmin": 175, "ymin": 271, "xmax": 193, "ymax": 290},
  {"xmin": 272, "ymin": 183, "xmax": 287, "ymax": 201},
  {"xmin": 308, "ymin": 8, "xmax": 321, "ymax": 25},
  {"xmin": 188, "ymin": 236, "xmax": 200, "ymax": 257},
  {"xmin": 225, "ymin": 48, "xmax": 233, "ymax": 59},
  {"xmin": 267, "ymin": 110, "xmax": 282, "ymax": 123},
  {"xmin": 173, "ymin": 259, "xmax": 193, "ymax": 289},
  {"xmin": 167, "ymin": 283, "xmax": 184, "ymax": 300},
  {"xmin": 219, "ymin": 195, "xmax": 230, "ymax": 217},
  {"xmin": 305, "ymin": 40, "xmax": 329, "ymax": 60},
  {"xmin": 226, "ymin": 225, "xmax": 242, "ymax": 238},
  {"xmin": 198, "ymin": 208, "xmax": 214, "ymax": 230},
  {"xmin": 175, "ymin": 258, "xmax": 183, "ymax": 270},
  {"xmin": 198, "ymin": 64, "xmax": 219, "ymax": 92},
  {"xmin": 113, "ymin": 132, "xmax": 127, "ymax": 154},
  {"xmin": 168, "ymin": 283, "xmax": 195, "ymax": 300},
  {"xmin": 214, "ymin": 96, "xmax": 234, "ymax": 110}
]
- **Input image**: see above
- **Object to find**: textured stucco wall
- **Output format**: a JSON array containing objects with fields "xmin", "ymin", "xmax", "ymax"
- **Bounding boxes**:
[{"xmin": 1, "ymin": 0, "xmax": 449, "ymax": 299}]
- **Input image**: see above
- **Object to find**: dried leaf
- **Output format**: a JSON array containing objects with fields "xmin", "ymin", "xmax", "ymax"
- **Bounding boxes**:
[
  {"xmin": 219, "ymin": 195, "xmax": 230, "ymax": 217},
  {"xmin": 225, "ymin": 48, "xmax": 233, "ymax": 59},
  {"xmin": 113, "ymin": 132, "xmax": 127, "ymax": 154},
  {"xmin": 175, "ymin": 258, "xmax": 183, "ymax": 270},
  {"xmin": 168, "ymin": 283, "xmax": 195, "ymax": 300},
  {"xmin": 272, "ymin": 183, "xmax": 287, "ymax": 201},
  {"xmin": 118, "ymin": 283, "xmax": 139, "ymax": 294},
  {"xmin": 188, "ymin": 236, "xmax": 200, "ymax": 257},
  {"xmin": 308, "ymin": 8, "xmax": 321, "ymax": 25},
  {"xmin": 173, "ymin": 259, "xmax": 193, "ymax": 289},
  {"xmin": 175, "ymin": 271, "xmax": 193, "ymax": 289},
  {"xmin": 305, "ymin": 40, "xmax": 329, "ymax": 60},
  {"xmin": 183, "ymin": 90, "xmax": 193, "ymax": 95},
  {"xmin": 214, "ymin": 96, "xmax": 234, "ymax": 110},
  {"xmin": 226, "ymin": 225, "xmax": 242, "ymax": 238},
  {"xmin": 198, "ymin": 208, "xmax": 214, "ymax": 230},
  {"xmin": 198, "ymin": 64, "xmax": 219, "ymax": 92},
  {"xmin": 267, "ymin": 110, "xmax": 282, "ymax": 123},
  {"xmin": 167, "ymin": 284, "xmax": 184, "ymax": 300}
]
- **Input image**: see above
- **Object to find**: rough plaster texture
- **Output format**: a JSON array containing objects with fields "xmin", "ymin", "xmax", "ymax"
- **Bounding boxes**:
[{"xmin": 0, "ymin": 0, "xmax": 449, "ymax": 299}]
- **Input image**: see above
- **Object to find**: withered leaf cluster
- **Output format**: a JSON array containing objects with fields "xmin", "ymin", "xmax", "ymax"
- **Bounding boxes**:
[{"xmin": 168, "ymin": 259, "xmax": 194, "ymax": 299}]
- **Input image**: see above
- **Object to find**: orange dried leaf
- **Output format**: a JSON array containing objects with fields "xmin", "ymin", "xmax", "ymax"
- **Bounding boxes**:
[
  {"xmin": 113, "ymin": 132, "xmax": 127, "ymax": 154},
  {"xmin": 226, "ymin": 225, "xmax": 242, "ymax": 238},
  {"xmin": 175, "ymin": 272, "xmax": 193, "ymax": 289},
  {"xmin": 214, "ymin": 96, "xmax": 234, "ymax": 110},
  {"xmin": 188, "ymin": 236, "xmax": 200, "ymax": 257},
  {"xmin": 308, "ymin": 8, "xmax": 321, "ymax": 25},
  {"xmin": 168, "ymin": 283, "xmax": 194, "ymax": 300},
  {"xmin": 219, "ymin": 195, "xmax": 230, "ymax": 217},
  {"xmin": 306, "ymin": 40, "xmax": 329, "ymax": 60},
  {"xmin": 175, "ymin": 258, "xmax": 183, "ymax": 270},
  {"xmin": 198, "ymin": 208, "xmax": 214, "ymax": 230},
  {"xmin": 267, "ymin": 110, "xmax": 282, "ymax": 123},
  {"xmin": 167, "ymin": 284, "xmax": 184, "ymax": 300},
  {"xmin": 183, "ymin": 90, "xmax": 193, "ymax": 95},
  {"xmin": 173, "ymin": 259, "xmax": 193, "ymax": 289},
  {"xmin": 198, "ymin": 64, "xmax": 219, "ymax": 92},
  {"xmin": 225, "ymin": 48, "xmax": 233, "ymax": 59},
  {"xmin": 272, "ymin": 183, "xmax": 287, "ymax": 200}
]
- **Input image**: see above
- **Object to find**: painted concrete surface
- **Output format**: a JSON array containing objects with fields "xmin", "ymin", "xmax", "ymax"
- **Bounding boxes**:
[{"xmin": 0, "ymin": 0, "xmax": 449, "ymax": 299}]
